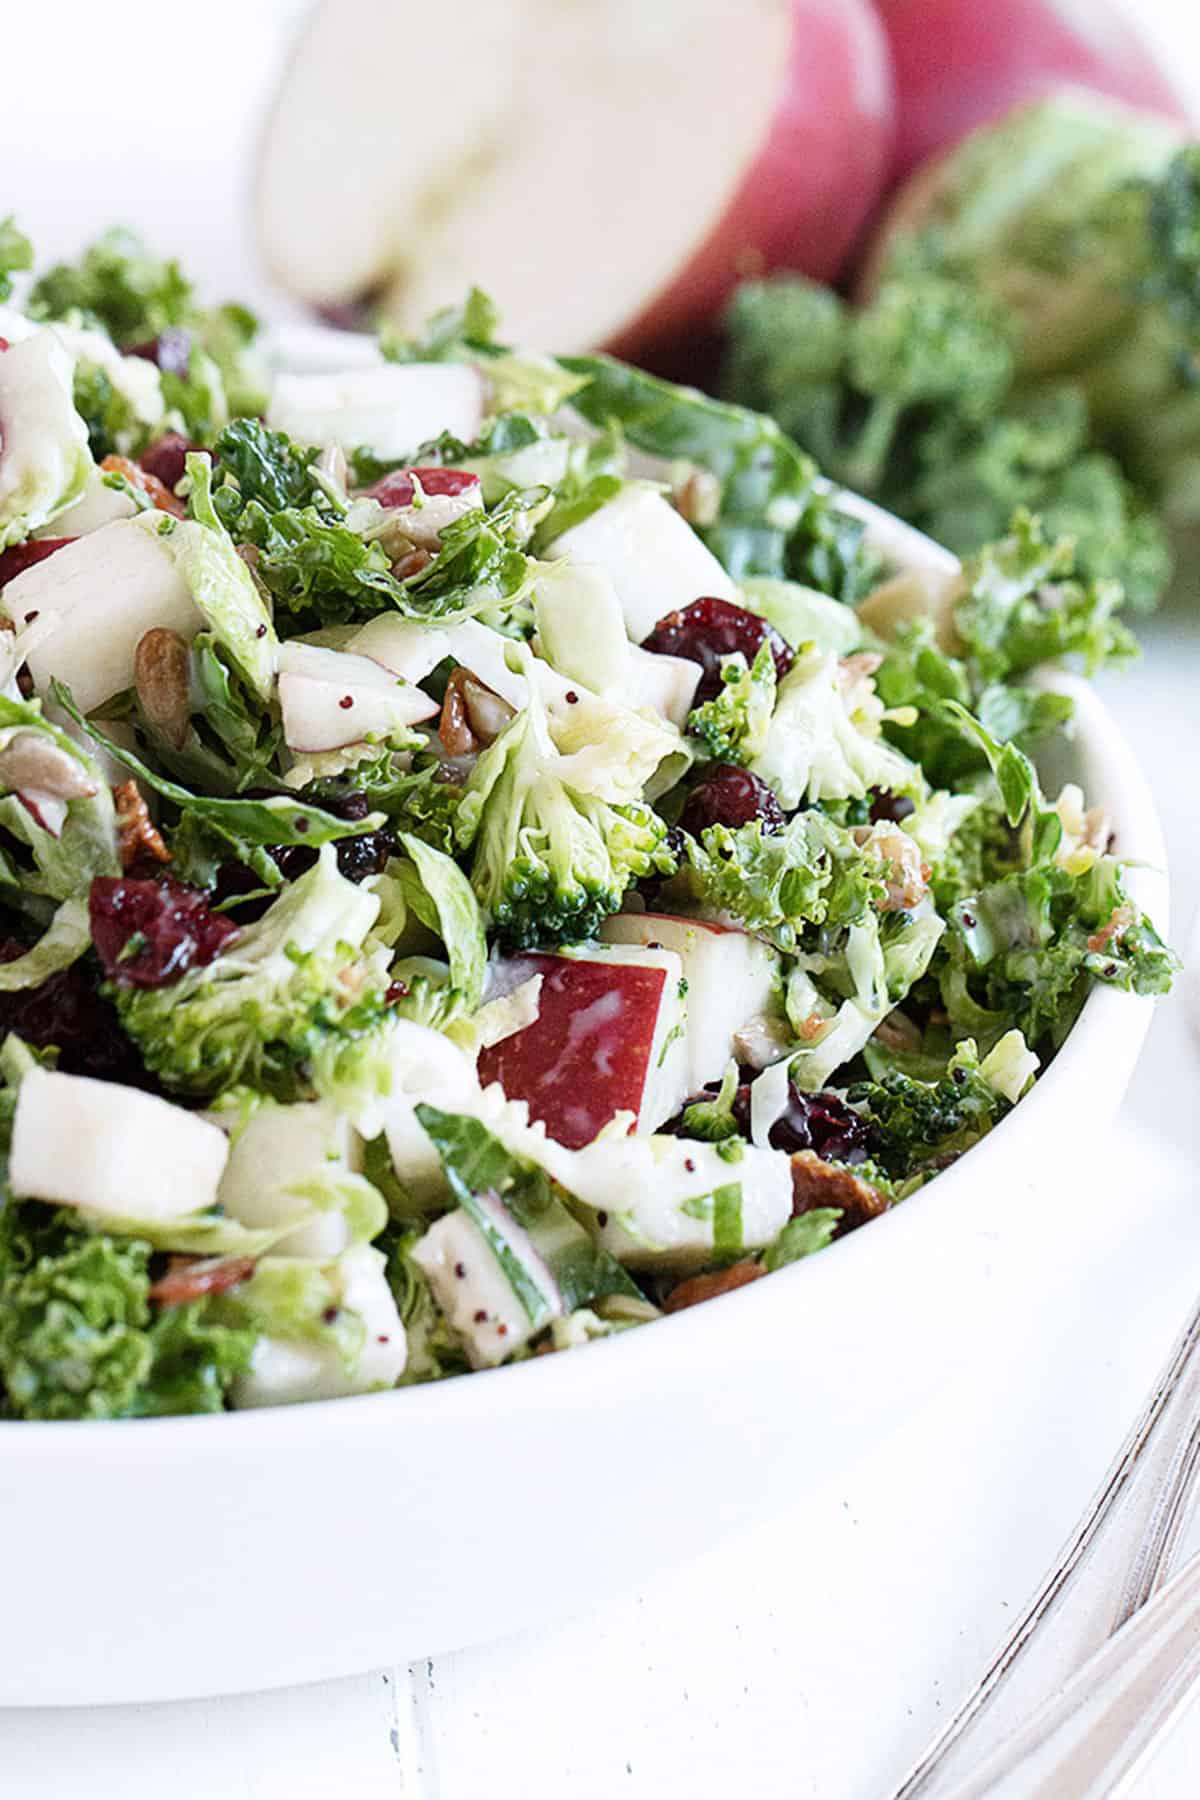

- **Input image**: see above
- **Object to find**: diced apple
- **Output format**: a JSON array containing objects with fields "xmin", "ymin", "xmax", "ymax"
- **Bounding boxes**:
[
  {"xmin": 0, "ymin": 518, "xmax": 202, "ymax": 713},
  {"xmin": 217, "ymin": 1098, "xmax": 360, "ymax": 1260},
  {"xmin": 267, "ymin": 362, "xmax": 485, "ymax": 458},
  {"xmin": 623, "ymin": 646, "xmax": 702, "ymax": 730},
  {"xmin": 366, "ymin": 1020, "xmax": 484, "ymax": 1202},
  {"xmin": 345, "ymin": 613, "xmax": 454, "ymax": 683},
  {"xmin": 277, "ymin": 640, "xmax": 439, "ymax": 751},
  {"xmin": 10, "ymin": 1068, "xmax": 228, "ymax": 1223},
  {"xmin": 233, "ymin": 1245, "xmax": 407, "ymax": 1408},
  {"xmin": 566, "ymin": 1134, "xmax": 792, "ymax": 1272},
  {"xmin": 364, "ymin": 467, "xmax": 483, "ymax": 548},
  {"xmin": 477, "ymin": 943, "xmax": 689, "ymax": 1149},
  {"xmin": 257, "ymin": 0, "xmax": 895, "ymax": 355},
  {"xmin": 544, "ymin": 486, "xmax": 739, "ymax": 644},
  {"xmin": 600, "ymin": 912, "xmax": 780, "ymax": 1095}
]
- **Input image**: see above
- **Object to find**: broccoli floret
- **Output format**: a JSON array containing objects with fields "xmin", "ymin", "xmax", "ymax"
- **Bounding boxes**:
[
  {"xmin": 0, "ymin": 1197, "xmax": 253, "ymax": 1420},
  {"xmin": 454, "ymin": 659, "xmax": 676, "ymax": 949},
  {"xmin": 679, "ymin": 812, "xmax": 883, "ymax": 952},
  {"xmin": 686, "ymin": 642, "xmax": 776, "ymax": 764},
  {"xmin": 112, "ymin": 846, "xmax": 392, "ymax": 1099},
  {"xmin": 847, "ymin": 1039, "xmax": 1018, "ymax": 1178}
]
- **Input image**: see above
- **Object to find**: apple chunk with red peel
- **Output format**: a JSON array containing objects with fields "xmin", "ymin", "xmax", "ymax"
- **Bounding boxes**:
[
  {"xmin": 600, "ymin": 913, "xmax": 780, "ymax": 1095},
  {"xmin": 256, "ymin": 0, "xmax": 894, "ymax": 355},
  {"xmin": 477, "ymin": 945, "xmax": 689, "ymax": 1150}
]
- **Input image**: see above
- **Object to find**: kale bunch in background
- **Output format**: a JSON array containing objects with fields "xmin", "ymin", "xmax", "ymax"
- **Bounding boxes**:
[{"xmin": 722, "ymin": 273, "xmax": 1172, "ymax": 610}]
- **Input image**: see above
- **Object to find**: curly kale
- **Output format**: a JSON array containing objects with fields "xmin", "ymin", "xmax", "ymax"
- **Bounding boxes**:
[
  {"xmin": 28, "ymin": 227, "xmax": 193, "ymax": 348},
  {"xmin": 954, "ymin": 511, "xmax": 1136, "ymax": 686},
  {"xmin": 0, "ymin": 1198, "xmax": 253, "ymax": 1420}
]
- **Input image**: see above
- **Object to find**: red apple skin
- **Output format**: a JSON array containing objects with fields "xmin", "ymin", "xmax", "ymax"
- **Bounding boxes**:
[
  {"xmin": 605, "ymin": 0, "xmax": 895, "ymax": 368},
  {"xmin": 478, "ymin": 954, "xmax": 671, "ymax": 1151},
  {"xmin": 0, "ymin": 538, "xmax": 75, "ymax": 590},
  {"xmin": 873, "ymin": 0, "xmax": 1194, "ymax": 182}
]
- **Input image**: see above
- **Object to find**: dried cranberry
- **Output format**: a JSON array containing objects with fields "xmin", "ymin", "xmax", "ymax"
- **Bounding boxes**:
[
  {"xmin": 139, "ymin": 432, "xmax": 198, "ymax": 493},
  {"xmin": 89, "ymin": 877, "xmax": 239, "ymax": 989},
  {"xmin": 319, "ymin": 789, "xmax": 372, "ymax": 823},
  {"xmin": 869, "ymin": 790, "xmax": 916, "ymax": 825},
  {"xmin": 0, "ymin": 537, "xmax": 75, "ymax": 589},
  {"xmin": 271, "ymin": 826, "xmax": 396, "ymax": 887},
  {"xmin": 771, "ymin": 1088, "xmax": 872, "ymax": 1163},
  {"xmin": 667, "ymin": 1078, "xmax": 870, "ymax": 1165},
  {"xmin": 643, "ymin": 597, "xmax": 793, "ymax": 703},
  {"xmin": 128, "ymin": 328, "xmax": 193, "ymax": 378},
  {"xmin": 679, "ymin": 766, "xmax": 784, "ymax": 836},
  {"xmin": 366, "ymin": 466, "xmax": 480, "ymax": 507},
  {"xmin": 0, "ymin": 943, "xmax": 143, "ymax": 1082}
]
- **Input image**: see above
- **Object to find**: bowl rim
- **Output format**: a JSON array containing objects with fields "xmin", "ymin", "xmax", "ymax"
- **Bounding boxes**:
[{"xmin": 0, "ymin": 508, "xmax": 1169, "ymax": 1451}]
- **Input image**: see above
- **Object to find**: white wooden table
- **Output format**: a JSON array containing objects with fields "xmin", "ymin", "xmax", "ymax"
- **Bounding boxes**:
[{"xmin": 3, "ymin": 5, "xmax": 1200, "ymax": 1793}]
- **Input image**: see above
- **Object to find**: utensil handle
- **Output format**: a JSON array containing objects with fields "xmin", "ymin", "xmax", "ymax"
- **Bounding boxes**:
[
  {"xmin": 891, "ymin": 1300, "xmax": 1200, "ymax": 1797},
  {"xmin": 928, "ymin": 1551, "xmax": 1200, "ymax": 1800}
]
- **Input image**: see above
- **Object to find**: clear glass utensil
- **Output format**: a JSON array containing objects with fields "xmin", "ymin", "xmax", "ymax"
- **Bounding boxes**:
[{"xmin": 890, "ymin": 1294, "xmax": 1200, "ymax": 1798}]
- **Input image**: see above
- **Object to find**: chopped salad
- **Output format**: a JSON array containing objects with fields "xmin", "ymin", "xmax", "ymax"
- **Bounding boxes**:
[{"xmin": 0, "ymin": 226, "xmax": 1175, "ymax": 1419}]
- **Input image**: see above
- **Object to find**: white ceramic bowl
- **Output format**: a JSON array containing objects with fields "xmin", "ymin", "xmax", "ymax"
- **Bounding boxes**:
[{"xmin": 0, "ymin": 506, "xmax": 1169, "ymax": 1706}]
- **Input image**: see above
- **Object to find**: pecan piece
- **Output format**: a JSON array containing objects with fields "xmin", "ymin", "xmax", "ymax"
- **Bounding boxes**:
[
  {"xmin": 790, "ymin": 1150, "xmax": 889, "ymax": 1230},
  {"xmin": 663, "ymin": 1260, "xmax": 765, "ymax": 1313},
  {"xmin": 100, "ymin": 453, "xmax": 186, "ymax": 518},
  {"xmin": 149, "ymin": 1255, "xmax": 256, "ymax": 1307},
  {"xmin": 114, "ymin": 779, "xmax": 171, "ymax": 871}
]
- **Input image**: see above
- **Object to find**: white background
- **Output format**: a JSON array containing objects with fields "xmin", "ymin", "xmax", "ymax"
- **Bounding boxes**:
[{"xmin": 3, "ymin": 3, "xmax": 1200, "ymax": 1796}]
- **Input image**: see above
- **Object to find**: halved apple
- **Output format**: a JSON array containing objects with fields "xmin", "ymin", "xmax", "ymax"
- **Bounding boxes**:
[{"xmin": 257, "ymin": 0, "xmax": 894, "ymax": 358}]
